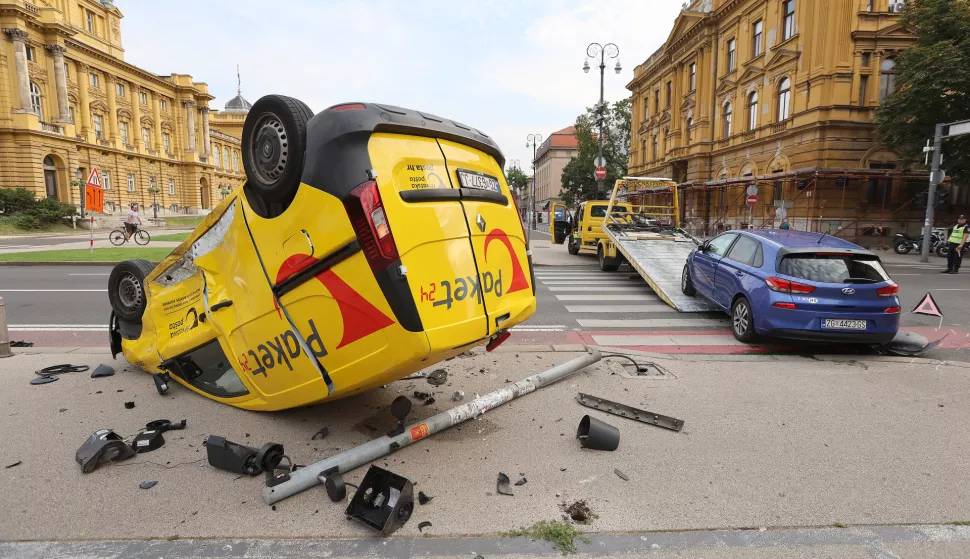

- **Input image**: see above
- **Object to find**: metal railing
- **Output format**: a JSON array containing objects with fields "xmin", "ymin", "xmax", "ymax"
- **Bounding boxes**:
[{"xmin": 39, "ymin": 121, "xmax": 64, "ymax": 135}]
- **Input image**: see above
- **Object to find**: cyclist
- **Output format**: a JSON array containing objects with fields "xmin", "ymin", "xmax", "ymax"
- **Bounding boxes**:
[{"xmin": 125, "ymin": 203, "xmax": 143, "ymax": 241}]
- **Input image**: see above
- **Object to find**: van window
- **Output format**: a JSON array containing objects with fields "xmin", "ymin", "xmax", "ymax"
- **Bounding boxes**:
[
  {"xmin": 591, "ymin": 205, "xmax": 627, "ymax": 218},
  {"xmin": 779, "ymin": 253, "xmax": 890, "ymax": 283},
  {"xmin": 167, "ymin": 340, "xmax": 249, "ymax": 398}
]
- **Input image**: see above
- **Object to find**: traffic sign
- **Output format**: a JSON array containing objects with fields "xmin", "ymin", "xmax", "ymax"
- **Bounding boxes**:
[
  {"xmin": 84, "ymin": 167, "xmax": 104, "ymax": 213},
  {"xmin": 746, "ymin": 184, "xmax": 758, "ymax": 196},
  {"xmin": 594, "ymin": 166, "xmax": 607, "ymax": 180},
  {"xmin": 594, "ymin": 156, "xmax": 606, "ymax": 167},
  {"xmin": 775, "ymin": 207, "xmax": 787, "ymax": 219},
  {"xmin": 745, "ymin": 195, "xmax": 757, "ymax": 207}
]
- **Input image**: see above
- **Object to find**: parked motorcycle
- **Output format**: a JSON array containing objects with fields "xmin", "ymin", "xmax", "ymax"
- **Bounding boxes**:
[
  {"xmin": 893, "ymin": 228, "xmax": 946, "ymax": 255},
  {"xmin": 936, "ymin": 242, "xmax": 970, "ymax": 258}
]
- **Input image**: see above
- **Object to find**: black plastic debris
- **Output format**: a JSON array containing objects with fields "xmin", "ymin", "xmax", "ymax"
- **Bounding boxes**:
[
  {"xmin": 346, "ymin": 465, "xmax": 414, "ymax": 536},
  {"xmin": 577, "ymin": 415, "xmax": 620, "ymax": 451},
  {"xmin": 418, "ymin": 491, "xmax": 433, "ymax": 505},
  {"xmin": 514, "ymin": 477, "xmax": 528, "ymax": 486},
  {"xmin": 614, "ymin": 469, "xmax": 629, "ymax": 481},
  {"xmin": 36, "ymin": 364, "xmax": 89, "ymax": 377},
  {"xmin": 153, "ymin": 373, "xmax": 171, "ymax": 395},
  {"xmin": 139, "ymin": 481, "xmax": 158, "ymax": 489},
  {"xmin": 91, "ymin": 364, "xmax": 115, "ymax": 378},
  {"xmin": 124, "ymin": 401, "xmax": 135, "ymax": 409},
  {"xmin": 874, "ymin": 331, "xmax": 947, "ymax": 357},
  {"xmin": 10, "ymin": 340, "xmax": 33, "ymax": 347},
  {"xmin": 322, "ymin": 472, "xmax": 347, "ymax": 502},
  {"xmin": 5, "ymin": 461, "xmax": 21, "ymax": 469},
  {"xmin": 418, "ymin": 521, "xmax": 432, "ymax": 533},
  {"xmin": 30, "ymin": 375, "xmax": 57, "ymax": 385},
  {"xmin": 204, "ymin": 435, "xmax": 284, "ymax": 477},
  {"xmin": 76, "ymin": 429, "xmax": 136, "ymax": 473},
  {"xmin": 311, "ymin": 427, "xmax": 330, "ymax": 441},
  {"xmin": 452, "ymin": 391, "xmax": 464, "ymax": 401},
  {"xmin": 387, "ymin": 396, "xmax": 413, "ymax": 437},
  {"xmin": 426, "ymin": 369, "xmax": 448, "ymax": 386},
  {"xmin": 413, "ymin": 391, "xmax": 433, "ymax": 399},
  {"xmin": 131, "ymin": 419, "xmax": 186, "ymax": 454},
  {"xmin": 422, "ymin": 396, "xmax": 436, "ymax": 406},
  {"xmin": 497, "ymin": 472, "xmax": 514, "ymax": 496}
]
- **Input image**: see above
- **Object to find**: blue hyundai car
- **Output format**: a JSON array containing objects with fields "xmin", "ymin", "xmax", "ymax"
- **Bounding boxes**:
[{"xmin": 681, "ymin": 230, "xmax": 900, "ymax": 344}]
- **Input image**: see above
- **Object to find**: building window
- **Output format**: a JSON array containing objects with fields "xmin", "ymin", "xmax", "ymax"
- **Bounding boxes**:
[
  {"xmin": 723, "ymin": 102, "xmax": 733, "ymax": 138},
  {"xmin": 666, "ymin": 81, "xmax": 672, "ymax": 108},
  {"xmin": 652, "ymin": 135, "xmax": 658, "ymax": 161},
  {"xmin": 866, "ymin": 163, "xmax": 895, "ymax": 205},
  {"xmin": 139, "ymin": 91, "xmax": 148, "ymax": 105},
  {"xmin": 753, "ymin": 20, "xmax": 763, "ymax": 57},
  {"xmin": 654, "ymin": 90, "xmax": 660, "ymax": 113},
  {"xmin": 29, "ymin": 82, "xmax": 42, "ymax": 118},
  {"xmin": 89, "ymin": 73, "xmax": 99, "ymax": 88},
  {"xmin": 127, "ymin": 173, "xmax": 135, "ymax": 192},
  {"xmin": 120, "ymin": 121, "xmax": 129, "ymax": 145},
  {"xmin": 880, "ymin": 57, "xmax": 896, "ymax": 100},
  {"xmin": 861, "ymin": 52, "xmax": 871, "ymax": 67},
  {"xmin": 169, "ymin": 178, "xmax": 176, "ymax": 196},
  {"xmin": 68, "ymin": 106, "xmax": 75, "ymax": 122},
  {"xmin": 160, "ymin": 99, "xmax": 167, "ymax": 112},
  {"xmin": 782, "ymin": 1, "xmax": 795, "ymax": 41},
  {"xmin": 223, "ymin": 148, "xmax": 230, "ymax": 169},
  {"xmin": 727, "ymin": 39, "xmax": 736, "ymax": 72},
  {"xmin": 93, "ymin": 113, "xmax": 104, "ymax": 139},
  {"xmin": 859, "ymin": 75, "xmax": 870, "ymax": 106},
  {"xmin": 214, "ymin": 146, "xmax": 221, "ymax": 168},
  {"xmin": 888, "ymin": 0, "xmax": 906, "ymax": 12},
  {"xmin": 686, "ymin": 117, "xmax": 693, "ymax": 145},
  {"xmin": 86, "ymin": 10, "xmax": 95, "ymax": 33},
  {"xmin": 102, "ymin": 171, "xmax": 111, "ymax": 190},
  {"xmin": 640, "ymin": 139, "xmax": 647, "ymax": 164},
  {"xmin": 689, "ymin": 63, "xmax": 696, "ymax": 92},
  {"xmin": 747, "ymin": 91, "xmax": 758, "ymax": 131},
  {"xmin": 643, "ymin": 95, "xmax": 650, "ymax": 119},
  {"xmin": 142, "ymin": 127, "xmax": 151, "ymax": 149},
  {"xmin": 25, "ymin": 45, "xmax": 35, "ymax": 62},
  {"xmin": 163, "ymin": 132, "xmax": 171, "ymax": 153},
  {"xmin": 116, "ymin": 83, "xmax": 125, "ymax": 97},
  {"xmin": 232, "ymin": 150, "xmax": 239, "ymax": 172},
  {"xmin": 778, "ymin": 77, "xmax": 792, "ymax": 121}
]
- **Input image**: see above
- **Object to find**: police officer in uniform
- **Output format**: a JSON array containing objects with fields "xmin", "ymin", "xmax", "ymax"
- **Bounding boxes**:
[{"xmin": 943, "ymin": 214, "xmax": 969, "ymax": 274}]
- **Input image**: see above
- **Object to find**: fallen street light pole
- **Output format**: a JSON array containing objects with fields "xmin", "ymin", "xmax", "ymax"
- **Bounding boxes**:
[
  {"xmin": 0, "ymin": 296, "xmax": 10, "ymax": 358},
  {"xmin": 262, "ymin": 349, "xmax": 603, "ymax": 505}
]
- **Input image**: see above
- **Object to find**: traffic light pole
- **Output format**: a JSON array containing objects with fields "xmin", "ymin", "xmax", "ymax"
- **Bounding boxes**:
[{"xmin": 920, "ymin": 123, "xmax": 944, "ymax": 263}]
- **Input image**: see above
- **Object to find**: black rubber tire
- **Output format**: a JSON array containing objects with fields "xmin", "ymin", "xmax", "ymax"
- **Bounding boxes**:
[
  {"xmin": 108, "ymin": 259, "xmax": 156, "ymax": 322},
  {"xmin": 731, "ymin": 297, "xmax": 758, "ymax": 343},
  {"xmin": 936, "ymin": 244, "xmax": 948, "ymax": 258},
  {"xmin": 241, "ymin": 94, "xmax": 314, "ymax": 205},
  {"xmin": 134, "ymin": 230, "xmax": 151, "ymax": 245},
  {"xmin": 567, "ymin": 238, "xmax": 580, "ymax": 255},
  {"xmin": 109, "ymin": 230, "xmax": 126, "ymax": 246},
  {"xmin": 598, "ymin": 245, "xmax": 620, "ymax": 272},
  {"xmin": 681, "ymin": 264, "xmax": 697, "ymax": 296},
  {"xmin": 893, "ymin": 241, "xmax": 911, "ymax": 255}
]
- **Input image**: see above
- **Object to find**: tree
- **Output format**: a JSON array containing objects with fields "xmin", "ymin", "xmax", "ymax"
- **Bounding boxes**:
[
  {"xmin": 560, "ymin": 98, "xmax": 632, "ymax": 207},
  {"xmin": 876, "ymin": 0, "xmax": 970, "ymax": 184},
  {"xmin": 505, "ymin": 165, "xmax": 529, "ymax": 196}
]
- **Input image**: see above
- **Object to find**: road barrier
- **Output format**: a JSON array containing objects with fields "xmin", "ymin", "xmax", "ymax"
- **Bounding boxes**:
[{"xmin": 0, "ymin": 297, "xmax": 11, "ymax": 358}]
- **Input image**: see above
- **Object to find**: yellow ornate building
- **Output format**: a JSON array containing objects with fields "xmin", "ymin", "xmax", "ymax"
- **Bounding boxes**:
[
  {"xmin": 624, "ymin": 0, "xmax": 958, "ymax": 238},
  {"xmin": 0, "ymin": 0, "xmax": 246, "ymax": 216}
]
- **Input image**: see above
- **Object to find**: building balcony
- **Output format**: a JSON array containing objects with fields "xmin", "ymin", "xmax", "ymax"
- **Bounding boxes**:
[
  {"xmin": 39, "ymin": 121, "xmax": 64, "ymax": 135},
  {"xmin": 98, "ymin": 139, "xmax": 110, "ymax": 147},
  {"xmin": 125, "ymin": 145, "xmax": 136, "ymax": 152},
  {"xmin": 714, "ymin": 138, "xmax": 731, "ymax": 150},
  {"xmin": 23, "ymin": 1, "xmax": 38, "ymax": 15},
  {"xmin": 771, "ymin": 120, "xmax": 792, "ymax": 134},
  {"xmin": 146, "ymin": 149, "xmax": 157, "ymax": 156},
  {"xmin": 167, "ymin": 152, "xmax": 176, "ymax": 159},
  {"xmin": 741, "ymin": 130, "xmax": 756, "ymax": 142}
]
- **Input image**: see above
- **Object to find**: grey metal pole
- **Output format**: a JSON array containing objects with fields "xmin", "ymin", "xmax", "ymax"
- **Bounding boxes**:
[
  {"xmin": 597, "ymin": 52, "xmax": 606, "ymax": 198},
  {"xmin": 0, "ymin": 297, "xmax": 11, "ymax": 358},
  {"xmin": 920, "ymin": 123, "xmax": 944, "ymax": 262},
  {"xmin": 262, "ymin": 349, "xmax": 603, "ymax": 505}
]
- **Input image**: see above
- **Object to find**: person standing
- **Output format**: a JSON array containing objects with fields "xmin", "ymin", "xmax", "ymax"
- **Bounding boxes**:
[
  {"xmin": 779, "ymin": 217, "xmax": 792, "ymax": 230},
  {"xmin": 943, "ymin": 214, "xmax": 969, "ymax": 274}
]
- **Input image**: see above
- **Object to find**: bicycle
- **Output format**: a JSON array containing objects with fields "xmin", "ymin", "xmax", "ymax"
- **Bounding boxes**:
[{"xmin": 109, "ymin": 224, "xmax": 151, "ymax": 246}]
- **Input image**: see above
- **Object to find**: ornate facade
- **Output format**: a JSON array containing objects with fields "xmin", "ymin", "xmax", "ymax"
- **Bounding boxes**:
[{"xmin": 0, "ymin": 0, "xmax": 245, "ymax": 215}]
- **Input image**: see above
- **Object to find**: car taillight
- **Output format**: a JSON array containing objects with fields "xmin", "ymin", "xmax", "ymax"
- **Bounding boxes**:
[
  {"xmin": 344, "ymin": 179, "xmax": 398, "ymax": 272},
  {"xmin": 877, "ymin": 283, "xmax": 899, "ymax": 297},
  {"xmin": 772, "ymin": 302, "xmax": 798, "ymax": 309},
  {"xmin": 765, "ymin": 277, "xmax": 816, "ymax": 294},
  {"xmin": 885, "ymin": 306, "xmax": 901, "ymax": 313}
]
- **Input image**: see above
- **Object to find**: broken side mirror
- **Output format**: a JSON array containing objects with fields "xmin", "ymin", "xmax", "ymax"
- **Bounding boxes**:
[{"xmin": 345, "ymin": 465, "xmax": 414, "ymax": 536}]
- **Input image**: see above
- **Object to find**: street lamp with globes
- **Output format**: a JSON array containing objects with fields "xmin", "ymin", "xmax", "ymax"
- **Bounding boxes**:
[
  {"xmin": 526, "ymin": 133, "xmax": 542, "ymax": 240},
  {"xmin": 584, "ymin": 42, "xmax": 621, "ymax": 197}
]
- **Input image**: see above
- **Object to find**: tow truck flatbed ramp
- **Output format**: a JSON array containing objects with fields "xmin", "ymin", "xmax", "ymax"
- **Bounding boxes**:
[{"xmin": 600, "ymin": 177, "xmax": 716, "ymax": 313}]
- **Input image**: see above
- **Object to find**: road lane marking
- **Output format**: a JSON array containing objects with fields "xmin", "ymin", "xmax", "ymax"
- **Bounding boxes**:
[
  {"xmin": 540, "ymin": 281, "xmax": 640, "ymax": 286},
  {"xmin": 546, "ymin": 286, "xmax": 649, "ymax": 292},
  {"xmin": 577, "ymin": 318, "xmax": 729, "ymax": 328},
  {"xmin": 9, "ymin": 324, "xmax": 107, "ymax": 331},
  {"xmin": 592, "ymin": 334, "xmax": 746, "ymax": 346},
  {"xmin": 565, "ymin": 305, "xmax": 674, "ymax": 313},
  {"xmin": 556, "ymin": 294, "xmax": 660, "ymax": 301},
  {"xmin": 0, "ymin": 289, "xmax": 108, "ymax": 292},
  {"xmin": 68, "ymin": 273, "xmax": 110, "ymax": 276}
]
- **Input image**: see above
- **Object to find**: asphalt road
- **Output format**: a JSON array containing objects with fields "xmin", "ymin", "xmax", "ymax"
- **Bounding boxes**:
[{"xmin": 0, "ymin": 232, "xmax": 105, "ymax": 248}]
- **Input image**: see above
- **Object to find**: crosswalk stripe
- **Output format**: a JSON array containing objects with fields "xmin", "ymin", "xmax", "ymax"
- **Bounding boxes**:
[
  {"xmin": 565, "ymin": 305, "xmax": 676, "ymax": 313},
  {"xmin": 592, "ymin": 334, "xmax": 743, "ymax": 346},
  {"xmin": 556, "ymin": 294, "xmax": 660, "ymax": 301},
  {"xmin": 540, "ymin": 281, "xmax": 640, "ymax": 286},
  {"xmin": 577, "ymin": 318, "xmax": 728, "ymax": 328},
  {"xmin": 546, "ymin": 286, "xmax": 649, "ymax": 292}
]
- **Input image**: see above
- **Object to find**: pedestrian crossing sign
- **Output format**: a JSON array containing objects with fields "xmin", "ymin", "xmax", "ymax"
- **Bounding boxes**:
[{"xmin": 912, "ymin": 292, "xmax": 943, "ymax": 318}]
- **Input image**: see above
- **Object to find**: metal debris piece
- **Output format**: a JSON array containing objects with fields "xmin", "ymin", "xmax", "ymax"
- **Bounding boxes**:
[
  {"xmin": 418, "ymin": 521, "xmax": 432, "ymax": 533},
  {"xmin": 76, "ymin": 429, "xmax": 136, "ymax": 473},
  {"xmin": 124, "ymin": 401, "xmax": 135, "ymax": 409},
  {"xmin": 5, "ymin": 461, "xmax": 21, "ymax": 469},
  {"xmin": 496, "ymin": 472, "xmax": 513, "ymax": 496},
  {"xmin": 139, "ymin": 481, "xmax": 158, "ymax": 490},
  {"xmin": 30, "ymin": 376, "xmax": 57, "ymax": 385},
  {"xmin": 11, "ymin": 340, "xmax": 33, "ymax": 348},
  {"xmin": 576, "ymin": 393, "xmax": 684, "ymax": 432},
  {"xmin": 311, "ymin": 427, "xmax": 330, "ymax": 441},
  {"xmin": 452, "ymin": 391, "xmax": 464, "ymax": 402},
  {"xmin": 514, "ymin": 477, "xmax": 527, "ymax": 486},
  {"xmin": 91, "ymin": 364, "xmax": 115, "ymax": 378},
  {"xmin": 426, "ymin": 369, "xmax": 448, "ymax": 386},
  {"xmin": 614, "ymin": 469, "xmax": 629, "ymax": 481},
  {"xmin": 423, "ymin": 397, "xmax": 436, "ymax": 406},
  {"xmin": 874, "ymin": 331, "xmax": 948, "ymax": 357},
  {"xmin": 418, "ymin": 491, "xmax": 433, "ymax": 505},
  {"xmin": 346, "ymin": 465, "xmax": 414, "ymax": 535},
  {"xmin": 576, "ymin": 415, "xmax": 620, "ymax": 451},
  {"xmin": 205, "ymin": 436, "xmax": 284, "ymax": 476},
  {"xmin": 400, "ymin": 371, "xmax": 427, "ymax": 380},
  {"xmin": 413, "ymin": 391, "xmax": 433, "ymax": 399}
]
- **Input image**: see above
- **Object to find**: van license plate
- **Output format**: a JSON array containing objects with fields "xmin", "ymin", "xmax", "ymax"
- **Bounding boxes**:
[
  {"xmin": 456, "ymin": 169, "xmax": 500, "ymax": 192},
  {"xmin": 821, "ymin": 319, "xmax": 867, "ymax": 331}
]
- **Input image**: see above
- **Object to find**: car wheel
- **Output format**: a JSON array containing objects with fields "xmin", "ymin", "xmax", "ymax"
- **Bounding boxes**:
[
  {"xmin": 108, "ymin": 259, "xmax": 156, "ymax": 322},
  {"xmin": 567, "ymin": 238, "xmax": 580, "ymax": 255},
  {"xmin": 241, "ymin": 94, "xmax": 314, "ymax": 207},
  {"xmin": 681, "ymin": 264, "xmax": 696, "ymax": 296},
  {"xmin": 598, "ymin": 245, "xmax": 619, "ymax": 272},
  {"xmin": 731, "ymin": 297, "xmax": 758, "ymax": 343}
]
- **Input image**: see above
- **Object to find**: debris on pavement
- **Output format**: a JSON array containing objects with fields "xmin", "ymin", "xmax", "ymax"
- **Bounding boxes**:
[
  {"xmin": 452, "ymin": 391, "xmax": 464, "ymax": 401},
  {"xmin": 614, "ymin": 469, "xmax": 629, "ymax": 481},
  {"xmin": 514, "ymin": 477, "xmax": 528, "ymax": 486},
  {"xmin": 388, "ymin": 396, "xmax": 413, "ymax": 437},
  {"xmin": 76, "ymin": 429, "xmax": 136, "ymax": 473},
  {"xmin": 131, "ymin": 419, "xmax": 186, "ymax": 454},
  {"xmin": 5, "ymin": 461, "xmax": 21, "ymax": 469},
  {"xmin": 413, "ymin": 391, "xmax": 434, "ymax": 400},
  {"xmin": 418, "ymin": 491, "xmax": 433, "ymax": 505},
  {"xmin": 576, "ymin": 393, "xmax": 684, "ymax": 432},
  {"xmin": 205, "ymin": 435, "xmax": 284, "ymax": 477},
  {"xmin": 124, "ymin": 401, "xmax": 135, "ymax": 409},
  {"xmin": 497, "ymin": 472, "xmax": 514, "ymax": 496},
  {"xmin": 91, "ymin": 364, "xmax": 115, "ymax": 378},
  {"xmin": 311, "ymin": 427, "xmax": 330, "ymax": 441},
  {"xmin": 422, "ymin": 396, "xmax": 436, "ymax": 406},
  {"xmin": 426, "ymin": 369, "xmax": 448, "ymax": 386},
  {"xmin": 561, "ymin": 500, "xmax": 597, "ymax": 524},
  {"xmin": 29, "ymin": 375, "xmax": 58, "ymax": 385},
  {"xmin": 874, "ymin": 331, "xmax": 948, "ymax": 357},
  {"xmin": 418, "ymin": 521, "xmax": 432, "ymax": 533},
  {"xmin": 139, "ymin": 481, "xmax": 158, "ymax": 490},
  {"xmin": 346, "ymin": 466, "xmax": 414, "ymax": 535},
  {"xmin": 576, "ymin": 415, "xmax": 620, "ymax": 451},
  {"xmin": 36, "ymin": 364, "xmax": 89, "ymax": 378},
  {"xmin": 10, "ymin": 340, "xmax": 33, "ymax": 347}
]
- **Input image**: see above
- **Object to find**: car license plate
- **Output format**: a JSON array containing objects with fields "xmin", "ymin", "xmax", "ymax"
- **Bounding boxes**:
[
  {"xmin": 821, "ymin": 319, "xmax": 867, "ymax": 331},
  {"xmin": 456, "ymin": 169, "xmax": 500, "ymax": 192}
]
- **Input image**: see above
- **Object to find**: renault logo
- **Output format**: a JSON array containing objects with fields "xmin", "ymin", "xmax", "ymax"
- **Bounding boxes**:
[
  {"xmin": 476, "ymin": 214, "xmax": 486, "ymax": 233},
  {"xmin": 842, "ymin": 287, "xmax": 856, "ymax": 295}
]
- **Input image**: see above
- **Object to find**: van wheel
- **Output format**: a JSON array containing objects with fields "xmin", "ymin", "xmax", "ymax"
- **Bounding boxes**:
[
  {"xmin": 567, "ymin": 238, "xmax": 580, "ymax": 255},
  {"xmin": 731, "ymin": 297, "xmax": 758, "ymax": 343},
  {"xmin": 598, "ymin": 245, "xmax": 620, "ymax": 272},
  {"xmin": 681, "ymin": 264, "xmax": 696, "ymax": 296},
  {"xmin": 242, "ymin": 94, "xmax": 314, "ymax": 205},
  {"xmin": 108, "ymin": 259, "xmax": 156, "ymax": 322}
]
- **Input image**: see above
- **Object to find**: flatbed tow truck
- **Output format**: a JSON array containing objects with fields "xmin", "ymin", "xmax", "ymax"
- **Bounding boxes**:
[{"xmin": 595, "ymin": 177, "xmax": 716, "ymax": 312}]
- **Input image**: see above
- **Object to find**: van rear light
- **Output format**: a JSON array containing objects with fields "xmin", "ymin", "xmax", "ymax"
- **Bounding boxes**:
[
  {"xmin": 884, "ymin": 306, "xmax": 901, "ymax": 313},
  {"xmin": 772, "ymin": 302, "xmax": 797, "ymax": 309},
  {"xmin": 331, "ymin": 103, "xmax": 366, "ymax": 112},
  {"xmin": 344, "ymin": 179, "xmax": 399, "ymax": 272},
  {"xmin": 765, "ymin": 277, "xmax": 816, "ymax": 294},
  {"xmin": 877, "ymin": 283, "xmax": 899, "ymax": 297}
]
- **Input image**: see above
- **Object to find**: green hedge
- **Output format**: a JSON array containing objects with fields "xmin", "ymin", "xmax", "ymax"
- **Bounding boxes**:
[{"xmin": 0, "ymin": 187, "xmax": 77, "ymax": 229}]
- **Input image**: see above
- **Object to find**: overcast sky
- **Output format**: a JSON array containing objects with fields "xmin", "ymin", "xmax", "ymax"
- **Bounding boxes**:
[{"xmin": 118, "ymin": 0, "xmax": 683, "ymax": 173}]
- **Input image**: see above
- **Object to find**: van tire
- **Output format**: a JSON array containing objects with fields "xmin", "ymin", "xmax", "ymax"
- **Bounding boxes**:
[
  {"xmin": 108, "ymin": 259, "xmax": 156, "ymax": 322},
  {"xmin": 242, "ymin": 94, "xmax": 314, "ymax": 205},
  {"xmin": 567, "ymin": 238, "xmax": 580, "ymax": 255},
  {"xmin": 598, "ymin": 245, "xmax": 620, "ymax": 272}
]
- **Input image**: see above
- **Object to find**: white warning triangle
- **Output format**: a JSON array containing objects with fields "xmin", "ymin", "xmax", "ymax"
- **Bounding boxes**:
[{"xmin": 912, "ymin": 292, "xmax": 943, "ymax": 318}]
